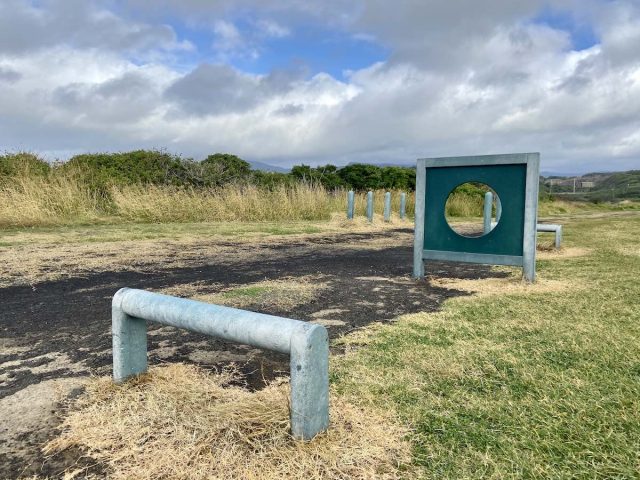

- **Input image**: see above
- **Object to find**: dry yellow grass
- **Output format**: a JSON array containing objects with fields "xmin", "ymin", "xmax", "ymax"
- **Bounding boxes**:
[
  {"xmin": 194, "ymin": 276, "xmax": 327, "ymax": 310},
  {"xmin": 45, "ymin": 364, "xmax": 412, "ymax": 480},
  {"xmin": 428, "ymin": 274, "xmax": 580, "ymax": 299},
  {"xmin": 112, "ymin": 186, "xmax": 415, "ymax": 224},
  {"xmin": 536, "ymin": 246, "xmax": 591, "ymax": 260},
  {"xmin": 111, "ymin": 184, "xmax": 343, "ymax": 223},
  {"xmin": 617, "ymin": 246, "xmax": 640, "ymax": 257},
  {"xmin": 0, "ymin": 165, "xmax": 416, "ymax": 227},
  {"xmin": 0, "ymin": 174, "xmax": 106, "ymax": 227}
]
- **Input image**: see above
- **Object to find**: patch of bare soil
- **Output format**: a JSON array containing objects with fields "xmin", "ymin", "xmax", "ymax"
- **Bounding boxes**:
[
  {"xmin": 0, "ymin": 376, "xmax": 88, "ymax": 478},
  {"xmin": 537, "ymin": 247, "xmax": 591, "ymax": 260},
  {"xmin": 0, "ymin": 227, "xmax": 505, "ymax": 478}
]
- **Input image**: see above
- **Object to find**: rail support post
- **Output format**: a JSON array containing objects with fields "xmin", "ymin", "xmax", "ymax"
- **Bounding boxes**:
[{"xmin": 112, "ymin": 300, "xmax": 147, "ymax": 382}]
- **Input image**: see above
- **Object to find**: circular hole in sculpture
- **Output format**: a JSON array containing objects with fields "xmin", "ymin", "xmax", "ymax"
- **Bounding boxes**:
[{"xmin": 445, "ymin": 182, "xmax": 501, "ymax": 238}]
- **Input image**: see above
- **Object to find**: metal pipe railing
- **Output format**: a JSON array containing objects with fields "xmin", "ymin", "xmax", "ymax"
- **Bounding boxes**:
[
  {"xmin": 112, "ymin": 288, "xmax": 329, "ymax": 440},
  {"xmin": 537, "ymin": 223, "xmax": 563, "ymax": 249}
]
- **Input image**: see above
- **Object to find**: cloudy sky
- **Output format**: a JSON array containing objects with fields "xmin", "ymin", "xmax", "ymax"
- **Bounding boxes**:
[{"xmin": 0, "ymin": 0, "xmax": 639, "ymax": 173}]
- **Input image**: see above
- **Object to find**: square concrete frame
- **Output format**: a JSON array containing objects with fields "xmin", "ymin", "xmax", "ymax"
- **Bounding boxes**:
[{"xmin": 413, "ymin": 153, "xmax": 540, "ymax": 282}]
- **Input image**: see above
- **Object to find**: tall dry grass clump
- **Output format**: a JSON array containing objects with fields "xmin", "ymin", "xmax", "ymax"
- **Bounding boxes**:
[
  {"xmin": 0, "ymin": 172, "xmax": 106, "ymax": 227},
  {"xmin": 444, "ymin": 191, "xmax": 484, "ymax": 217},
  {"xmin": 45, "ymin": 364, "xmax": 412, "ymax": 480},
  {"xmin": 111, "ymin": 183, "xmax": 344, "ymax": 222},
  {"xmin": 0, "ymin": 174, "xmax": 418, "ymax": 226}
]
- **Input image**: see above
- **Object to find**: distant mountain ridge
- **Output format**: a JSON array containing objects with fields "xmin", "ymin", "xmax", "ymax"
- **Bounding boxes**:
[{"xmin": 249, "ymin": 161, "xmax": 289, "ymax": 173}]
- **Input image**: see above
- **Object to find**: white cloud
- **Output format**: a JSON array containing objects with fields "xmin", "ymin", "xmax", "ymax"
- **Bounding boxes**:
[
  {"xmin": 256, "ymin": 19, "xmax": 290, "ymax": 38},
  {"xmin": 0, "ymin": 0, "xmax": 186, "ymax": 55},
  {"xmin": 0, "ymin": 0, "xmax": 639, "ymax": 172}
]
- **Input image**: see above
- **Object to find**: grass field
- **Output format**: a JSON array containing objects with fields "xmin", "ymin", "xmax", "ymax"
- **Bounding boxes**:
[
  {"xmin": 332, "ymin": 212, "xmax": 640, "ymax": 478},
  {"xmin": 29, "ymin": 210, "xmax": 639, "ymax": 478}
]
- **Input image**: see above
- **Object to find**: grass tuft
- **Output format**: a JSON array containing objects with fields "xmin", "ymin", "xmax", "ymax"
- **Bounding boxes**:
[
  {"xmin": 162, "ymin": 276, "xmax": 329, "ymax": 310},
  {"xmin": 45, "ymin": 364, "xmax": 413, "ymax": 480}
]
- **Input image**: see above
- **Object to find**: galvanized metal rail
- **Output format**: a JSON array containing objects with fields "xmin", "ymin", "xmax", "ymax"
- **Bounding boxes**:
[
  {"xmin": 112, "ymin": 288, "xmax": 329, "ymax": 440},
  {"xmin": 537, "ymin": 223, "xmax": 563, "ymax": 249}
]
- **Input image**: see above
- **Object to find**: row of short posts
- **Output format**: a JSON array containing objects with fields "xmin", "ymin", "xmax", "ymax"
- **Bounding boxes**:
[{"xmin": 347, "ymin": 190, "xmax": 407, "ymax": 222}]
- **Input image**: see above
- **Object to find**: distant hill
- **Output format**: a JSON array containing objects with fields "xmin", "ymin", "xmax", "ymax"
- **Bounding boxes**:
[
  {"xmin": 249, "ymin": 161, "xmax": 289, "ymax": 173},
  {"xmin": 540, "ymin": 169, "xmax": 640, "ymax": 200},
  {"xmin": 347, "ymin": 161, "xmax": 415, "ymax": 169}
]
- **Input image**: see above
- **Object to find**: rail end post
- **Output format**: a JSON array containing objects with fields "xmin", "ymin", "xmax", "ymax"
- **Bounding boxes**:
[
  {"xmin": 289, "ymin": 323, "xmax": 330, "ymax": 440},
  {"xmin": 112, "ymin": 288, "xmax": 148, "ymax": 383}
]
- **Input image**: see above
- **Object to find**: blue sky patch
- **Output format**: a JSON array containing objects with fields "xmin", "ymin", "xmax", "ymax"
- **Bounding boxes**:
[
  {"xmin": 166, "ymin": 18, "xmax": 388, "ymax": 80},
  {"xmin": 533, "ymin": 7, "xmax": 599, "ymax": 51}
]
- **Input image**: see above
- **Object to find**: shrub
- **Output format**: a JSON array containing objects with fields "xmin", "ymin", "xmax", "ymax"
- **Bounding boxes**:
[
  {"xmin": 0, "ymin": 152, "xmax": 50, "ymax": 180},
  {"xmin": 63, "ymin": 150, "xmax": 191, "ymax": 188}
]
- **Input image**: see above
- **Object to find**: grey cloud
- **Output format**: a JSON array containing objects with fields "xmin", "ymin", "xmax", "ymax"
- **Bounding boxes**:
[
  {"xmin": 556, "ymin": 56, "xmax": 597, "ymax": 92},
  {"xmin": 0, "ymin": 0, "xmax": 180, "ymax": 55},
  {"xmin": 0, "ymin": 67, "xmax": 22, "ymax": 83},
  {"xmin": 275, "ymin": 104, "xmax": 305, "ymax": 116},
  {"xmin": 352, "ymin": 0, "xmax": 543, "ymax": 69},
  {"xmin": 593, "ymin": 2, "xmax": 640, "ymax": 67},
  {"xmin": 51, "ymin": 71, "xmax": 162, "ymax": 122},
  {"xmin": 164, "ymin": 63, "xmax": 304, "ymax": 116},
  {"xmin": 123, "ymin": 0, "xmax": 357, "ymax": 28}
]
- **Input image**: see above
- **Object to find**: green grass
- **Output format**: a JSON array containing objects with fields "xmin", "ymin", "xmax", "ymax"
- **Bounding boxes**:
[
  {"xmin": 220, "ymin": 286, "xmax": 267, "ymax": 299},
  {"xmin": 332, "ymin": 212, "xmax": 640, "ymax": 478}
]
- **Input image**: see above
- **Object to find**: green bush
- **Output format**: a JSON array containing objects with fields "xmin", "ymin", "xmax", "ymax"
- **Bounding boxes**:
[
  {"xmin": 291, "ymin": 164, "xmax": 345, "ymax": 190},
  {"xmin": 335, "ymin": 164, "xmax": 415, "ymax": 191},
  {"xmin": 0, "ymin": 152, "xmax": 50, "ymax": 180},
  {"xmin": 337, "ymin": 164, "xmax": 383, "ymax": 190},
  {"xmin": 63, "ymin": 150, "xmax": 191, "ymax": 188},
  {"xmin": 200, "ymin": 153, "xmax": 252, "ymax": 186},
  {"xmin": 251, "ymin": 171, "xmax": 296, "ymax": 189}
]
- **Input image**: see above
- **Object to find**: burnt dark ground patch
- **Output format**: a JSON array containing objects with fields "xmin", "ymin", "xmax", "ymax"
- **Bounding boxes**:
[{"xmin": 0, "ymin": 228, "xmax": 506, "ymax": 478}]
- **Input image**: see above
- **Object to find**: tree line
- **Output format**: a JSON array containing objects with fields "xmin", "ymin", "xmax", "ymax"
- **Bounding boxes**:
[{"xmin": 0, "ymin": 150, "xmax": 416, "ymax": 191}]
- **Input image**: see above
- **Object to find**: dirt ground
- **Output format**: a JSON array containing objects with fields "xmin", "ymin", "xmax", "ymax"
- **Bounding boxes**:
[{"xmin": 0, "ymin": 226, "xmax": 507, "ymax": 478}]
